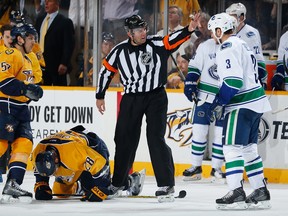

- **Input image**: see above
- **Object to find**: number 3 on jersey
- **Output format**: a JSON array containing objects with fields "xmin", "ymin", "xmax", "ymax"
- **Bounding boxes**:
[
  {"xmin": 250, "ymin": 54, "xmax": 258, "ymax": 84},
  {"xmin": 225, "ymin": 59, "xmax": 231, "ymax": 69}
]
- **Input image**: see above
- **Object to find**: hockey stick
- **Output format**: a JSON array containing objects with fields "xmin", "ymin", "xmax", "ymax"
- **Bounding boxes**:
[
  {"xmin": 284, "ymin": 54, "xmax": 288, "ymax": 75},
  {"xmin": 272, "ymin": 106, "xmax": 288, "ymax": 114},
  {"xmin": 170, "ymin": 54, "xmax": 186, "ymax": 81},
  {"xmin": 52, "ymin": 190, "xmax": 187, "ymax": 199},
  {"xmin": 52, "ymin": 194, "xmax": 82, "ymax": 197},
  {"xmin": 124, "ymin": 190, "xmax": 187, "ymax": 199},
  {"xmin": 268, "ymin": 87, "xmax": 275, "ymax": 100}
]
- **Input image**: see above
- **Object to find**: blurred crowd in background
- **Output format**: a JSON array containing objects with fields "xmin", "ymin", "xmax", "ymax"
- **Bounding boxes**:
[{"xmin": 0, "ymin": 0, "xmax": 287, "ymax": 88}]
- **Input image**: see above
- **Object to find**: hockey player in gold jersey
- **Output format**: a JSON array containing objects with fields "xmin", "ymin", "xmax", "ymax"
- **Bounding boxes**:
[
  {"xmin": 0, "ymin": 23, "xmax": 43, "ymax": 204},
  {"xmin": 31, "ymin": 125, "xmax": 145, "ymax": 202},
  {"xmin": 9, "ymin": 10, "xmax": 44, "ymax": 84}
]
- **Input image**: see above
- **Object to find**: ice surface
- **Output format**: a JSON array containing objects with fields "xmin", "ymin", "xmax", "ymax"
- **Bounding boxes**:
[{"xmin": 0, "ymin": 172, "xmax": 287, "ymax": 216}]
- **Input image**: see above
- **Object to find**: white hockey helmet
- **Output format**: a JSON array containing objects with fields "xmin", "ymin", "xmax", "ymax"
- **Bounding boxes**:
[
  {"xmin": 208, "ymin": 13, "xmax": 234, "ymax": 41},
  {"xmin": 226, "ymin": 3, "xmax": 246, "ymax": 19}
]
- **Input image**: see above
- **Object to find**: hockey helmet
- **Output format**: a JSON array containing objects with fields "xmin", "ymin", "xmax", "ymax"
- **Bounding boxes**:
[
  {"xmin": 35, "ymin": 147, "xmax": 59, "ymax": 176},
  {"xmin": 10, "ymin": 10, "xmax": 25, "ymax": 25},
  {"xmin": 226, "ymin": 3, "xmax": 246, "ymax": 19},
  {"xmin": 10, "ymin": 23, "xmax": 38, "ymax": 44},
  {"xmin": 124, "ymin": 15, "xmax": 147, "ymax": 32},
  {"xmin": 208, "ymin": 13, "xmax": 234, "ymax": 40}
]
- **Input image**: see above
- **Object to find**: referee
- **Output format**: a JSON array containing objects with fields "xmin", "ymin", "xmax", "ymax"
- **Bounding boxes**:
[{"xmin": 96, "ymin": 14, "xmax": 199, "ymax": 202}]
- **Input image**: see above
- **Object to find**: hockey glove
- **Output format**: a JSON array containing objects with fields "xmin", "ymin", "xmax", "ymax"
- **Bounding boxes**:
[
  {"xmin": 82, "ymin": 186, "xmax": 108, "ymax": 202},
  {"xmin": 24, "ymin": 83, "xmax": 43, "ymax": 101},
  {"xmin": 271, "ymin": 73, "xmax": 284, "ymax": 90},
  {"xmin": 184, "ymin": 81, "xmax": 198, "ymax": 102},
  {"xmin": 34, "ymin": 181, "xmax": 52, "ymax": 200},
  {"xmin": 207, "ymin": 95, "xmax": 225, "ymax": 123}
]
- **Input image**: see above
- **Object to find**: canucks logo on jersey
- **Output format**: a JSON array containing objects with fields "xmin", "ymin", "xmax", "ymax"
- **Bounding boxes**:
[
  {"xmin": 246, "ymin": 31, "xmax": 255, "ymax": 38},
  {"xmin": 220, "ymin": 42, "xmax": 232, "ymax": 50},
  {"xmin": 208, "ymin": 63, "xmax": 219, "ymax": 80}
]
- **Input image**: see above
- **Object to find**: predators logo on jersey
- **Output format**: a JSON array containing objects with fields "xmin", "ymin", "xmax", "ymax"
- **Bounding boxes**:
[{"xmin": 5, "ymin": 48, "xmax": 14, "ymax": 55}]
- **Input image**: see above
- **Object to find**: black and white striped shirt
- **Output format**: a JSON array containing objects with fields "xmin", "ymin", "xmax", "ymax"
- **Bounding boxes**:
[{"xmin": 96, "ymin": 26, "xmax": 193, "ymax": 99}]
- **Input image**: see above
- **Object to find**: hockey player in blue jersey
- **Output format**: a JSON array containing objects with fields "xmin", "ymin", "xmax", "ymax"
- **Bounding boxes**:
[{"xmin": 207, "ymin": 13, "xmax": 271, "ymax": 210}]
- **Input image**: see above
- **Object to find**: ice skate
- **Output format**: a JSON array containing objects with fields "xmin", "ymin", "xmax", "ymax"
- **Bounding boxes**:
[
  {"xmin": 245, "ymin": 187, "xmax": 271, "ymax": 209},
  {"xmin": 216, "ymin": 187, "xmax": 248, "ymax": 210},
  {"xmin": 1, "ymin": 179, "xmax": 32, "ymax": 204},
  {"xmin": 182, "ymin": 166, "xmax": 202, "ymax": 181},
  {"xmin": 210, "ymin": 168, "xmax": 226, "ymax": 184},
  {"xmin": 155, "ymin": 186, "xmax": 175, "ymax": 203},
  {"xmin": 127, "ymin": 169, "xmax": 146, "ymax": 196},
  {"xmin": 107, "ymin": 184, "xmax": 124, "ymax": 199}
]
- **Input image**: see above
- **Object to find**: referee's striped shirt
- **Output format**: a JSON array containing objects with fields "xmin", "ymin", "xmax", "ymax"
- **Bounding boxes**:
[{"xmin": 96, "ymin": 26, "xmax": 193, "ymax": 99}]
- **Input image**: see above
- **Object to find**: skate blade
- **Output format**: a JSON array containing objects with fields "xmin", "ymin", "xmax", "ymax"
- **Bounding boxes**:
[
  {"xmin": 216, "ymin": 201, "xmax": 248, "ymax": 210},
  {"xmin": 247, "ymin": 201, "xmax": 272, "ymax": 209},
  {"xmin": 157, "ymin": 194, "xmax": 175, "ymax": 203},
  {"xmin": 211, "ymin": 177, "xmax": 226, "ymax": 184},
  {"xmin": 107, "ymin": 190, "xmax": 122, "ymax": 200},
  {"xmin": 1, "ymin": 194, "xmax": 32, "ymax": 204},
  {"xmin": 182, "ymin": 174, "xmax": 201, "ymax": 181}
]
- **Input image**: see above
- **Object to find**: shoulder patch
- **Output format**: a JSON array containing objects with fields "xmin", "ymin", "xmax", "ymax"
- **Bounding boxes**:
[
  {"xmin": 246, "ymin": 31, "xmax": 255, "ymax": 38},
  {"xmin": 5, "ymin": 49, "xmax": 14, "ymax": 55},
  {"xmin": 220, "ymin": 42, "xmax": 232, "ymax": 50}
]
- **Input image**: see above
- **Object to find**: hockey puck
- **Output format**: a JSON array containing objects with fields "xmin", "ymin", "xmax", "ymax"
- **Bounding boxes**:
[{"xmin": 177, "ymin": 190, "xmax": 187, "ymax": 198}]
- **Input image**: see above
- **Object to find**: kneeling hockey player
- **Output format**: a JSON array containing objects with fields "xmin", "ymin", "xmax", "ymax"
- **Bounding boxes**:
[{"xmin": 31, "ymin": 125, "xmax": 145, "ymax": 202}]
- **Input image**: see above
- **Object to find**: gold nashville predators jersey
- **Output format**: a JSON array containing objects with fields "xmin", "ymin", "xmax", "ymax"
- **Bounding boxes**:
[
  {"xmin": 0, "ymin": 38, "xmax": 4, "ymax": 48},
  {"xmin": 31, "ymin": 130, "xmax": 107, "ymax": 185},
  {"xmin": 27, "ymin": 51, "xmax": 42, "ymax": 84},
  {"xmin": 0, "ymin": 48, "xmax": 33, "ymax": 103},
  {"xmin": 0, "ymin": 42, "xmax": 5, "ymax": 53},
  {"xmin": 32, "ymin": 43, "xmax": 45, "ymax": 68}
]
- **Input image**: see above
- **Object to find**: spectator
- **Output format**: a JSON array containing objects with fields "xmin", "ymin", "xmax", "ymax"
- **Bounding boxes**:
[
  {"xmin": 157, "ymin": 5, "xmax": 197, "ymax": 72},
  {"xmin": 102, "ymin": 0, "xmax": 138, "ymax": 43},
  {"xmin": 0, "ymin": 0, "xmax": 17, "ymax": 27},
  {"xmin": 167, "ymin": 53, "xmax": 190, "ymax": 89},
  {"xmin": 159, "ymin": 0, "xmax": 201, "ymax": 26},
  {"xmin": 78, "ymin": 32, "xmax": 119, "ymax": 87},
  {"xmin": 185, "ymin": 12, "xmax": 211, "ymax": 57},
  {"xmin": 35, "ymin": 0, "xmax": 75, "ymax": 86}
]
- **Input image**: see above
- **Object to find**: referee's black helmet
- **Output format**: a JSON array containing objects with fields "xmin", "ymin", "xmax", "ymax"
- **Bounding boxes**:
[{"xmin": 124, "ymin": 15, "xmax": 147, "ymax": 31}]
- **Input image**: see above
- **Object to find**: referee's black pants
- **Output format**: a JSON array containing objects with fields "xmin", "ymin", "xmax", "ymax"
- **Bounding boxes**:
[{"xmin": 112, "ymin": 87, "xmax": 175, "ymax": 188}]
